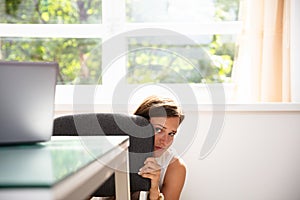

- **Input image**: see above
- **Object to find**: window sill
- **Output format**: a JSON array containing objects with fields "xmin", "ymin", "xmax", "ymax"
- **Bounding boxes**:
[{"xmin": 54, "ymin": 84, "xmax": 300, "ymax": 116}]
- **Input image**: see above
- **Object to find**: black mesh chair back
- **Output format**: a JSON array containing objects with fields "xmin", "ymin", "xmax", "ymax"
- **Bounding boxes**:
[{"xmin": 52, "ymin": 113, "xmax": 154, "ymax": 197}]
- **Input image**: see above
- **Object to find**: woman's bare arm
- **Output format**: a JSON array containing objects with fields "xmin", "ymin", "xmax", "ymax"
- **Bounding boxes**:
[{"xmin": 161, "ymin": 158, "xmax": 186, "ymax": 200}]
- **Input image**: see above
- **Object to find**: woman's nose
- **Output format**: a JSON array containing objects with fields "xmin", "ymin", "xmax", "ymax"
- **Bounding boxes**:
[{"xmin": 160, "ymin": 133, "xmax": 169, "ymax": 144}]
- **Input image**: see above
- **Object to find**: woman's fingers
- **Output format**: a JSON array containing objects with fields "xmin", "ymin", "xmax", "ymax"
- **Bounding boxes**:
[
  {"xmin": 138, "ymin": 157, "xmax": 161, "ymax": 188},
  {"xmin": 138, "ymin": 165, "xmax": 160, "ymax": 175},
  {"xmin": 139, "ymin": 172, "xmax": 155, "ymax": 179},
  {"xmin": 139, "ymin": 167, "xmax": 158, "ymax": 174},
  {"xmin": 144, "ymin": 157, "xmax": 157, "ymax": 164},
  {"xmin": 139, "ymin": 157, "xmax": 160, "ymax": 173},
  {"xmin": 138, "ymin": 157, "xmax": 161, "ymax": 178},
  {"xmin": 139, "ymin": 163, "xmax": 160, "ymax": 172}
]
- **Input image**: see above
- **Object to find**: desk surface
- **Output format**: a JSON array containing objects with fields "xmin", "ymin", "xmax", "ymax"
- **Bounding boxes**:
[{"xmin": 0, "ymin": 136, "xmax": 129, "ymax": 188}]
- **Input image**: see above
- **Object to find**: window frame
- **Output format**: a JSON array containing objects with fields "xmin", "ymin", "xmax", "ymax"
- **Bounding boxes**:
[{"xmin": 5, "ymin": 0, "xmax": 298, "ymax": 107}]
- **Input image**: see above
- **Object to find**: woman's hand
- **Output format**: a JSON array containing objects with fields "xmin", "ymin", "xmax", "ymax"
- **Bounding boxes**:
[{"xmin": 138, "ymin": 157, "xmax": 161, "ymax": 199}]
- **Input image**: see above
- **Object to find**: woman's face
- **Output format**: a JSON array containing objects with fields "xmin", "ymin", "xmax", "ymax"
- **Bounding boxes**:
[{"xmin": 150, "ymin": 117, "xmax": 180, "ymax": 157}]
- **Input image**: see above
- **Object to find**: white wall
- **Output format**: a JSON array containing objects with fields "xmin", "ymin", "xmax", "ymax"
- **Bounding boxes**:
[
  {"xmin": 54, "ymin": 103, "xmax": 300, "ymax": 199},
  {"xmin": 179, "ymin": 104, "xmax": 300, "ymax": 200}
]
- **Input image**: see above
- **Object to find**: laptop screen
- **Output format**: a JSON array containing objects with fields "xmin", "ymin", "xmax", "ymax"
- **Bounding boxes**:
[{"xmin": 0, "ymin": 61, "xmax": 58, "ymax": 144}]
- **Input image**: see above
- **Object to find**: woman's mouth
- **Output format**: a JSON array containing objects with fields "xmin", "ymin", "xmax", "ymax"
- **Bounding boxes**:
[{"xmin": 155, "ymin": 146, "xmax": 164, "ymax": 150}]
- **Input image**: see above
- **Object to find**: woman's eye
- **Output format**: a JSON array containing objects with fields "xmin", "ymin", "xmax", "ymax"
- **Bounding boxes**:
[
  {"xmin": 168, "ymin": 132, "xmax": 176, "ymax": 137},
  {"xmin": 154, "ymin": 127, "xmax": 162, "ymax": 133}
]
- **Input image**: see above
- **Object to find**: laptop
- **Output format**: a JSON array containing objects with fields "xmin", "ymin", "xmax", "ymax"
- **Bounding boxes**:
[{"xmin": 0, "ymin": 61, "xmax": 58, "ymax": 145}]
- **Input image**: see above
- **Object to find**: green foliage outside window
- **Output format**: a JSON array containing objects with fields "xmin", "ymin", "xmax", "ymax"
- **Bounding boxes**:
[
  {"xmin": 126, "ymin": 0, "xmax": 239, "ymax": 83},
  {"xmin": 0, "ymin": 0, "xmax": 239, "ymax": 84},
  {"xmin": 0, "ymin": 0, "xmax": 102, "ymax": 84},
  {"xmin": 1, "ymin": 37, "xmax": 101, "ymax": 84},
  {"xmin": 127, "ymin": 34, "xmax": 236, "ymax": 84},
  {"xmin": 1, "ymin": 0, "xmax": 101, "ymax": 24}
]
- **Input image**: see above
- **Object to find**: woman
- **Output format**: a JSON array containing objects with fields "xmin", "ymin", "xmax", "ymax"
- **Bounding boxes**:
[{"xmin": 134, "ymin": 95, "xmax": 186, "ymax": 200}]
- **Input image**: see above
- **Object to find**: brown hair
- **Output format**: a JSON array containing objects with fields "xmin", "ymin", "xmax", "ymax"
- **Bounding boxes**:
[{"xmin": 134, "ymin": 95, "xmax": 184, "ymax": 124}]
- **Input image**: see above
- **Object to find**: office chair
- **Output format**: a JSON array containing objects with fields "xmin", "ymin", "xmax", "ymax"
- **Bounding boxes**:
[{"xmin": 53, "ymin": 113, "xmax": 154, "ymax": 199}]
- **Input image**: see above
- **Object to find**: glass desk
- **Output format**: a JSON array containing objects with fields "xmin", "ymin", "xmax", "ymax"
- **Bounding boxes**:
[{"xmin": 0, "ymin": 136, "xmax": 130, "ymax": 200}]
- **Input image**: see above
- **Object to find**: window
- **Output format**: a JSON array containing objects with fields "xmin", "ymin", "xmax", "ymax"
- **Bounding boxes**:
[
  {"xmin": 0, "ymin": 0, "xmax": 241, "ymax": 105},
  {"xmin": 126, "ymin": 0, "xmax": 240, "ymax": 83},
  {"xmin": 0, "ymin": 0, "xmax": 102, "ymax": 84}
]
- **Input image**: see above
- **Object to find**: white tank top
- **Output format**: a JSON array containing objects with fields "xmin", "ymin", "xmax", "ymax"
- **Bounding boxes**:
[{"xmin": 155, "ymin": 148, "xmax": 177, "ymax": 189}]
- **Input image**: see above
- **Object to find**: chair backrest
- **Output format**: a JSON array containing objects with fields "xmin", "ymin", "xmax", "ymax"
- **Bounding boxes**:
[{"xmin": 53, "ymin": 113, "xmax": 154, "ymax": 196}]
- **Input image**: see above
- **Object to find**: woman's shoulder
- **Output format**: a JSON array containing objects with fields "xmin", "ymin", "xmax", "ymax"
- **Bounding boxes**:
[
  {"xmin": 162, "ymin": 156, "xmax": 186, "ymax": 197},
  {"xmin": 167, "ymin": 157, "xmax": 186, "ymax": 174},
  {"xmin": 164, "ymin": 148, "xmax": 186, "ymax": 172},
  {"xmin": 170, "ymin": 157, "xmax": 186, "ymax": 170}
]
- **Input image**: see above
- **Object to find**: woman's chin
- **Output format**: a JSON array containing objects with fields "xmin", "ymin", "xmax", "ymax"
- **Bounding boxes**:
[{"xmin": 153, "ymin": 149, "xmax": 165, "ymax": 157}]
